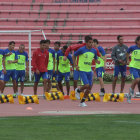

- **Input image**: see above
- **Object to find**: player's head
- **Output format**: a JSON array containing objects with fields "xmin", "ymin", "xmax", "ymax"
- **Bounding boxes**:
[
  {"xmin": 84, "ymin": 35, "xmax": 93, "ymax": 49},
  {"xmin": 43, "ymin": 39, "xmax": 51, "ymax": 50},
  {"xmin": 19, "ymin": 44, "xmax": 25, "ymax": 53},
  {"xmin": 8, "ymin": 41, "xmax": 15, "ymax": 51},
  {"xmin": 40, "ymin": 40, "xmax": 46, "ymax": 50},
  {"xmin": 54, "ymin": 41, "xmax": 61, "ymax": 51},
  {"xmin": 77, "ymin": 41, "xmax": 83, "ymax": 44},
  {"xmin": 93, "ymin": 39, "xmax": 99, "ymax": 47},
  {"xmin": 135, "ymin": 36, "xmax": 140, "ymax": 46},
  {"xmin": 62, "ymin": 45, "xmax": 68, "ymax": 53},
  {"xmin": 117, "ymin": 35, "xmax": 123, "ymax": 45}
]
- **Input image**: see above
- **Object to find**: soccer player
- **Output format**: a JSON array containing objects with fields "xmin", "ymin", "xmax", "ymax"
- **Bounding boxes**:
[
  {"xmin": 44, "ymin": 39, "xmax": 55, "ymax": 92},
  {"xmin": 53, "ymin": 41, "xmax": 61, "ymax": 80},
  {"xmin": 93, "ymin": 39, "xmax": 106, "ymax": 96},
  {"xmin": 15, "ymin": 44, "xmax": 28, "ymax": 95},
  {"xmin": 0, "ymin": 49, "xmax": 4, "ymax": 94},
  {"xmin": 111, "ymin": 35, "xmax": 128, "ymax": 94},
  {"xmin": 1, "ymin": 41, "xmax": 18, "ymax": 97},
  {"xmin": 32, "ymin": 40, "xmax": 49, "ymax": 95},
  {"xmin": 126, "ymin": 36, "xmax": 140, "ymax": 103},
  {"xmin": 57, "ymin": 45, "xmax": 74, "ymax": 97},
  {"xmin": 73, "ymin": 35, "xmax": 99, "ymax": 107}
]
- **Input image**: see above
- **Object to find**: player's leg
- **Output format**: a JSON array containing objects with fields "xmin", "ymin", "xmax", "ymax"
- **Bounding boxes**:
[
  {"xmin": 127, "ymin": 68, "xmax": 140, "ymax": 103},
  {"xmin": 0, "ymin": 71, "xmax": 4, "ymax": 94},
  {"xmin": 57, "ymin": 72, "xmax": 64, "ymax": 94},
  {"xmin": 112, "ymin": 66, "xmax": 119, "ymax": 93},
  {"xmin": 65, "ymin": 72, "xmax": 70, "ymax": 95},
  {"xmin": 73, "ymin": 70, "xmax": 79, "ymax": 90},
  {"xmin": 33, "ymin": 72, "xmax": 41, "ymax": 95},
  {"xmin": 20, "ymin": 70, "xmax": 26, "ymax": 95},
  {"xmin": 47, "ymin": 70, "xmax": 53, "ymax": 92},
  {"xmin": 42, "ymin": 72, "xmax": 49, "ymax": 93},
  {"xmin": 11, "ymin": 70, "xmax": 17, "ymax": 97},
  {"xmin": 96, "ymin": 67, "xmax": 105, "ymax": 95},
  {"xmin": 120, "ymin": 65, "xmax": 126, "ymax": 93}
]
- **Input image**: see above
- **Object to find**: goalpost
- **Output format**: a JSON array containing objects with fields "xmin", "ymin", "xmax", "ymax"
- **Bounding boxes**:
[{"xmin": 0, "ymin": 30, "xmax": 46, "ymax": 81}]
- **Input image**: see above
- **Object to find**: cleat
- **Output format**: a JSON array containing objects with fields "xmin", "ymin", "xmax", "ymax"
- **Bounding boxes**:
[
  {"xmin": 127, "ymin": 94, "xmax": 131, "ymax": 104},
  {"xmin": 79, "ymin": 102, "xmax": 87, "ymax": 107},
  {"xmin": 75, "ymin": 88, "xmax": 80, "ymax": 100}
]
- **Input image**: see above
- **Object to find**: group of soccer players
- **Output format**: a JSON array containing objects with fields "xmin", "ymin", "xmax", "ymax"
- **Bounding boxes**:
[{"xmin": 0, "ymin": 35, "xmax": 140, "ymax": 106}]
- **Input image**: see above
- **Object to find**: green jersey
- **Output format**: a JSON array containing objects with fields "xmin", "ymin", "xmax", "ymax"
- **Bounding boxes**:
[{"xmin": 0, "ymin": 49, "xmax": 4, "ymax": 70}]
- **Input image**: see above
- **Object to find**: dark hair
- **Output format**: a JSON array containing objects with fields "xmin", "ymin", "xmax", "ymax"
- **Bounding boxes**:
[
  {"xmin": 93, "ymin": 39, "xmax": 99, "ymax": 44},
  {"xmin": 77, "ymin": 41, "xmax": 83, "ymax": 44},
  {"xmin": 40, "ymin": 40, "xmax": 45, "ymax": 44},
  {"xmin": 63, "ymin": 45, "xmax": 68, "ymax": 50},
  {"xmin": 54, "ymin": 41, "xmax": 61, "ymax": 47},
  {"xmin": 84, "ymin": 35, "xmax": 92, "ymax": 43},
  {"xmin": 135, "ymin": 36, "xmax": 140, "ymax": 44},
  {"xmin": 117, "ymin": 35, "xmax": 123, "ymax": 40},
  {"xmin": 44, "ymin": 39, "xmax": 51, "ymax": 44},
  {"xmin": 9, "ymin": 41, "xmax": 15, "ymax": 45}
]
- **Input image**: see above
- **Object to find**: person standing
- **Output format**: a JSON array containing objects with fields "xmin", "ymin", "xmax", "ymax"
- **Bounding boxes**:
[
  {"xmin": 15, "ymin": 44, "xmax": 29, "ymax": 95},
  {"xmin": 126, "ymin": 36, "xmax": 140, "ymax": 103},
  {"xmin": 0, "ymin": 49, "xmax": 4, "ymax": 94},
  {"xmin": 111, "ymin": 35, "xmax": 128, "ymax": 94},
  {"xmin": 73, "ymin": 35, "xmax": 99, "ymax": 107},
  {"xmin": 93, "ymin": 39, "xmax": 106, "ymax": 96},
  {"xmin": 2, "ymin": 41, "xmax": 18, "ymax": 97},
  {"xmin": 32, "ymin": 40, "xmax": 49, "ymax": 95},
  {"xmin": 57, "ymin": 45, "xmax": 74, "ymax": 97}
]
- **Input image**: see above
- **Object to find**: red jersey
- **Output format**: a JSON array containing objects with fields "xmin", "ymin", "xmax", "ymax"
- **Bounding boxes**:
[
  {"xmin": 64, "ymin": 43, "xmax": 101, "ymax": 57},
  {"xmin": 32, "ymin": 48, "xmax": 49, "ymax": 72}
]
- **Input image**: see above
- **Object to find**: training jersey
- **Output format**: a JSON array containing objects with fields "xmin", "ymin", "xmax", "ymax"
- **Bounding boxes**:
[
  {"xmin": 47, "ymin": 48, "xmax": 55, "ymax": 71},
  {"xmin": 0, "ymin": 49, "xmax": 4, "ymax": 70},
  {"xmin": 74, "ymin": 46, "xmax": 97, "ymax": 72},
  {"xmin": 96, "ymin": 46, "xmax": 106, "ymax": 68},
  {"xmin": 16, "ymin": 50, "xmax": 28, "ymax": 70},
  {"xmin": 127, "ymin": 45, "xmax": 140, "ymax": 69},
  {"xmin": 57, "ymin": 50, "xmax": 73, "ymax": 73},
  {"xmin": 4, "ymin": 49, "xmax": 18, "ymax": 70},
  {"xmin": 54, "ymin": 50, "xmax": 61, "ymax": 71}
]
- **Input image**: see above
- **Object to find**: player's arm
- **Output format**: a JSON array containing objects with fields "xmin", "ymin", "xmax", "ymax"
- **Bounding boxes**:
[
  {"xmin": 53, "ymin": 51, "xmax": 55, "ymax": 73},
  {"xmin": 2, "ymin": 56, "xmax": 6, "ymax": 74},
  {"xmin": 126, "ymin": 46, "xmax": 132, "ymax": 65},
  {"xmin": 56, "ymin": 53, "xmax": 59, "ymax": 73},
  {"xmin": 111, "ymin": 47, "xmax": 118, "ymax": 63},
  {"xmin": 68, "ymin": 55, "xmax": 74, "ymax": 70},
  {"xmin": 94, "ymin": 50, "xmax": 100, "ymax": 64}
]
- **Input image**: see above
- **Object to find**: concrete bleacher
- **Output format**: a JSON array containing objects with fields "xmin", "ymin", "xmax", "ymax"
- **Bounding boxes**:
[{"xmin": 0, "ymin": 0, "xmax": 140, "ymax": 51}]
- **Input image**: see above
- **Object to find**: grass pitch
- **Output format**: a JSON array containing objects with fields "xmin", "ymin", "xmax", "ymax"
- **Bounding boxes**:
[{"xmin": 0, "ymin": 114, "xmax": 140, "ymax": 140}]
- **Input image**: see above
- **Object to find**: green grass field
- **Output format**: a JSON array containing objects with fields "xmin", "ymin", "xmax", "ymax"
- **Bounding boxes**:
[{"xmin": 0, "ymin": 114, "xmax": 140, "ymax": 140}]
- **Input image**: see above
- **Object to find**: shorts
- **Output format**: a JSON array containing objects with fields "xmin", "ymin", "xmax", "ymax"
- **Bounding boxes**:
[
  {"xmin": 16, "ymin": 70, "xmax": 25, "ymax": 82},
  {"xmin": 73, "ymin": 70, "xmax": 80, "ymax": 81},
  {"xmin": 96, "ymin": 67, "xmax": 105, "ymax": 78},
  {"xmin": 47, "ymin": 70, "xmax": 53, "ymax": 80},
  {"xmin": 4, "ymin": 70, "xmax": 16, "ymax": 82},
  {"xmin": 57, "ymin": 71, "xmax": 70, "ymax": 82},
  {"xmin": 114, "ymin": 65, "xmax": 126, "ymax": 77},
  {"xmin": 79, "ymin": 71, "xmax": 93, "ymax": 86},
  {"xmin": 34, "ymin": 72, "xmax": 48, "ymax": 82},
  {"xmin": 130, "ymin": 68, "xmax": 140, "ymax": 79},
  {"xmin": 0, "ymin": 70, "xmax": 4, "ymax": 81}
]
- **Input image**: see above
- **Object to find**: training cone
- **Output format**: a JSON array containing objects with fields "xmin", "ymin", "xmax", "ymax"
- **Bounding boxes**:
[
  {"xmin": 0, "ymin": 94, "xmax": 14, "ymax": 104},
  {"xmin": 103, "ymin": 93, "xmax": 124, "ymax": 102},
  {"xmin": 45, "ymin": 92, "xmax": 64, "ymax": 101},
  {"xmin": 86, "ymin": 93, "xmax": 101, "ymax": 102},
  {"xmin": 18, "ymin": 95, "xmax": 39, "ymax": 104}
]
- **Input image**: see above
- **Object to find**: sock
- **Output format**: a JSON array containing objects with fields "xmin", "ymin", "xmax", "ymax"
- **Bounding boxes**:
[{"xmin": 81, "ymin": 97, "xmax": 86, "ymax": 103}]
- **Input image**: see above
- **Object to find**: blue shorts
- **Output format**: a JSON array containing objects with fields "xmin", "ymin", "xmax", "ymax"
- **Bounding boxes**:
[
  {"xmin": 130, "ymin": 68, "xmax": 140, "ymax": 79},
  {"xmin": 4, "ymin": 70, "xmax": 16, "ymax": 82},
  {"xmin": 16, "ymin": 70, "xmax": 25, "ymax": 82},
  {"xmin": 0, "ymin": 70, "xmax": 4, "ymax": 81},
  {"xmin": 34, "ymin": 72, "xmax": 48, "ymax": 82},
  {"xmin": 96, "ymin": 67, "xmax": 105, "ymax": 78},
  {"xmin": 114, "ymin": 65, "xmax": 126, "ymax": 77},
  {"xmin": 47, "ymin": 70, "xmax": 53, "ymax": 80},
  {"xmin": 79, "ymin": 71, "xmax": 93, "ymax": 86},
  {"xmin": 57, "ymin": 72, "xmax": 70, "ymax": 82},
  {"xmin": 73, "ymin": 70, "xmax": 80, "ymax": 81}
]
